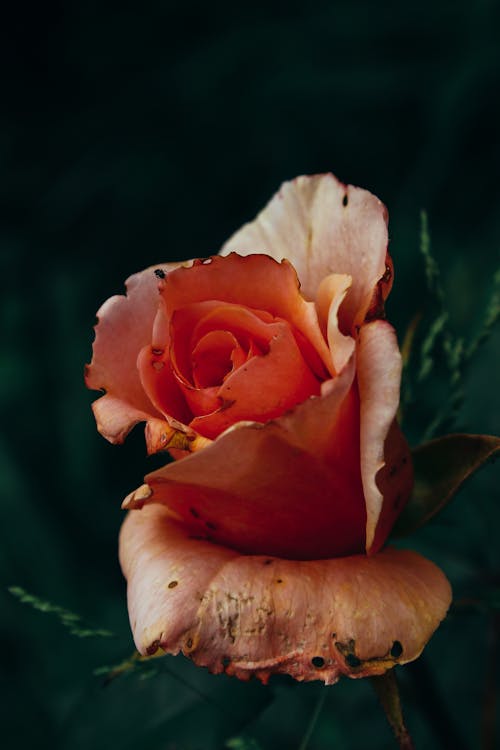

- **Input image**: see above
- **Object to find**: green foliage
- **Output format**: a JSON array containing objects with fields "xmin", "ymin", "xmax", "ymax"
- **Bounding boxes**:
[
  {"xmin": 297, "ymin": 689, "xmax": 328, "ymax": 750},
  {"xmin": 8, "ymin": 586, "xmax": 114, "ymax": 638},
  {"xmin": 401, "ymin": 212, "xmax": 500, "ymax": 440},
  {"xmin": 93, "ymin": 651, "xmax": 148, "ymax": 682},
  {"xmin": 392, "ymin": 433, "xmax": 500, "ymax": 537},
  {"xmin": 466, "ymin": 267, "xmax": 500, "ymax": 359},
  {"xmin": 226, "ymin": 737, "xmax": 263, "ymax": 750},
  {"xmin": 419, "ymin": 210, "xmax": 444, "ymax": 304}
]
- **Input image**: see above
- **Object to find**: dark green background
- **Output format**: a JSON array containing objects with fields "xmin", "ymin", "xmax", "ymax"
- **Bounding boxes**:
[{"xmin": 1, "ymin": 2, "xmax": 499, "ymax": 748}]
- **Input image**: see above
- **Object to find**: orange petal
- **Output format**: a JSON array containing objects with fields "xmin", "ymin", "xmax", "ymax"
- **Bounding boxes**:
[
  {"xmin": 356, "ymin": 320, "xmax": 412, "ymax": 553},
  {"xmin": 136, "ymin": 344, "xmax": 192, "ymax": 425},
  {"xmin": 221, "ymin": 174, "xmax": 390, "ymax": 332},
  {"xmin": 85, "ymin": 265, "xmax": 181, "ymax": 443},
  {"xmin": 189, "ymin": 320, "xmax": 321, "ymax": 439},
  {"xmin": 119, "ymin": 505, "xmax": 452, "ymax": 685},
  {"xmin": 161, "ymin": 254, "xmax": 333, "ymax": 376},
  {"xmin": 125, "ymin": 360, "xmax": 369, "ymax": 560}
]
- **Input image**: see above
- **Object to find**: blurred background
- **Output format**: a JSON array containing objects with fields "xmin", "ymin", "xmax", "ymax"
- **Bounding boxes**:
[{"xmin": 1, "ymin": 1, "xmax": 499, "ymax": 748}]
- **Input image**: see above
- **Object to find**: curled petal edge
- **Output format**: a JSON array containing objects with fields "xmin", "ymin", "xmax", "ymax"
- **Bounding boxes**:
[
  {"xmin": 221, "ymin": 173, "xmax": 390, "ymax": 332},
  {"xmin": 121, "ymin": 358, "xmax": 369, "ymax": 560},
  {"xmin": 119, "ymin": 505, "xmax": 452, "ymax": 685},
  {"xmin": 357, "ymin": 320, "xmax": 412, "ymax": 553},
  {"xmin": 85, "ymin": 264, "xmax": 185, "ymax": 445}
]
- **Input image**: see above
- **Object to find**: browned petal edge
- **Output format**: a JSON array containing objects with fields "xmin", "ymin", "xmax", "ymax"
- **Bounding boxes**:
[
  {"xmin": 144, "ymin": 417, "xmax": 213, "ymax": 456},
  {"xmin": 119, "ymin": 505, "xmax": 452, "ymax": 686}
]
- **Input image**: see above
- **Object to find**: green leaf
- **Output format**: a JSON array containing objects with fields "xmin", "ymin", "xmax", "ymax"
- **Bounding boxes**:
[{"xmin": 392, "ymin": 434, "xmax": 500, "ymax": 537}]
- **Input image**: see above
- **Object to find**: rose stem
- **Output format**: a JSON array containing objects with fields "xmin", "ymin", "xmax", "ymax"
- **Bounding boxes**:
[{"xmin": 371, "ymin": 670, "xmax": 414, "ymax": 750}]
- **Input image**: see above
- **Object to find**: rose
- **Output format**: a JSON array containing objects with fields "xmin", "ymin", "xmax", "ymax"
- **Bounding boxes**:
[{"xmin": 86, "ymin": 174, "xmax": 451, "ymax": 684}]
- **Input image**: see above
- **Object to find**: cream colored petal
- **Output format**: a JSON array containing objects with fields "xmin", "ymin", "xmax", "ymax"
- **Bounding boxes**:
[
  {"xmin": 221, "ymin": 174, "xmax": 389, "ymax": 331},
  {"xmin": 357, "ymin": 320, "xmax": 410, "ymax": 553},
  {"xmin": 316, "ymin": 272, "xmax": 354, "ymax": 373},
  {"xmin": 120, "ymin": 505, "xmax": 451, "ymax": 685}
]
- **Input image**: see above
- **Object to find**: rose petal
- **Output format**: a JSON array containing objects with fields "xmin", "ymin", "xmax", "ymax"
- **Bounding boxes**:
[
  {"xmin": 124, "ymin": 360, "xmax": 369, "ymax": 560},
  {"xmin": 371, "ymin": 420, "xmax": 414, "ymax": 552},
  {"xmin": 356, "ymin": 320, "xmax": 412, "ymax": 553},
  {"xmin": 136, "ymin": 344, "xmax": 192, "ymax": 425},
  {"xmin": 316, "ymin": 273, "xmax": 354, "ymax": 373},
  {"xmin": 119, "ymin": 505, "xmax": 452, "ymax": 685},
  {"xmin": 221, "ymin": 174, "xmax": 390, "ymax": 332},
  {"xmin": 189, "ymin": 320, "xmax": 322, "ymax": 439},
  {"xmin": 191, "ymin": 330, "xmax": 243, "ymax": 388},
  {"xmin": 85, "ymin": 264, "xmax": 181, "ymax": 443},
  {"xmin": 160, "ymin": 254, "xmax": 333, "ymax": 376}
]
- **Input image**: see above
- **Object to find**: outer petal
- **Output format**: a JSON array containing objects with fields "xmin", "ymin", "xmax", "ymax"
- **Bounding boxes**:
[
  {"xmin": 119, "ymin": 505, "xmax": 452, "ymax": 685},
  {"xmin": 357, "ymin": 320, "xmax": 413, "ymax": 553},
  {"xmin": 85, "ymin": 264, "xmax": 182, "ymax": 443},
  {"xmin": 122, "ymin": 360, "xmax": 369, "ymax": 560},
  {"xmin": 221, "ymin": 174, "xmax": 390, "ymax": 331}
]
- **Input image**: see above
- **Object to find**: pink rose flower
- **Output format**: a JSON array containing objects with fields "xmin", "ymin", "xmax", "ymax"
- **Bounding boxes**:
[{"xmin": 86, "ymin": 174, "xmax": 451, "ymax": 684}]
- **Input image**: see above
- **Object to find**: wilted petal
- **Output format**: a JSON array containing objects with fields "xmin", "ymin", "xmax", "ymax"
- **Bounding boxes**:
[
  {"xmin": 143, "ymin": 417, "xmax": 212, "ymax": 456},
  {"xmin": 221, "ymin": 174, "xmax": 390, "ymax": 332},
  {"xmin": 120, "ymin": 505, "xmax": 452, "ymax": 685},
  {"xmin": 357, "ymin": 320, "xmax": 412, "ymax": 553}
]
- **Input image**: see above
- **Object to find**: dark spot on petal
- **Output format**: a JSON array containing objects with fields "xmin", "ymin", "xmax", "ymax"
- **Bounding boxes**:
[
  {"xmin": 389, "ymin": 465, "xmax": 398, "ymax": 477},
  {"xmin": 345, "ymin": 654, "xmax": 361, "ymax": 668},
  {"xmin": 168, "ymin": 580, "xmax": 178, "ymax": 589},
  {"xmin": 206, "ymin": 521, "xmax": 217, "ymax": 530},
  {"xmin": 186, "ymin": 638, "xmax": 193, "ymax": 649},
  {"xmin": 263, "ymin": 559, "xmax": 274, "ymax": 565},
  {"xmin": 311, "ymin": 656, "xmax": 325, "ymax": 668},
  {"xmin": 394, "ymin": 492, "xmax": 403, "ymax": 510},
  {"xmin": 402, "ymin": 456, "xmax": 408, "ymax": 465},
  {"xmin": 190, "ymin": 507, "xmax": 200, "ymax": 518},
  {"xmin": 154, "ymin": 268, "xmax": 166, "ymax": 279},
  {"xmin": 342, "ymin": 194, "xmax": 348, "ymax": 207},
  {"xmin": 382, "ymin": 264, "xmax": 392, "ymax": 283},
  {"xmin": 276, "ymin": 579, "xmax": 283, "ymax": 584},
  {"xmin": 391, "ymin": 641, "xmax": 403, "ymax": 658}
]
